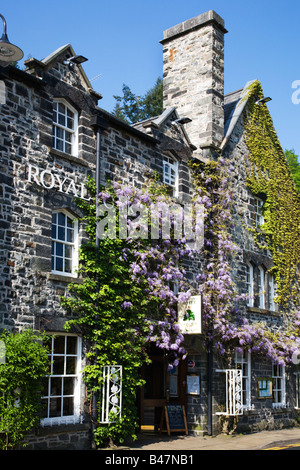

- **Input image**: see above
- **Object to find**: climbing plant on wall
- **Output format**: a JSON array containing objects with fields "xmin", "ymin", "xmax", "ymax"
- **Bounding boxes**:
[
  {"xmin": 62, "ymin": 177, "xmax": 197, "ymax": 447},
  {"xmin": 190, "ymin": 154, "xmax": 300, "ymax": 367},
  {"xmin": 242, "ymin": 80, "xmax": 300, "ymax": 309}
]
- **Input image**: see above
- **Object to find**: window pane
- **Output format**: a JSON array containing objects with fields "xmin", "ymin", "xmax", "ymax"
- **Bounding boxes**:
[
  {"xmin": 58, "ymin": 102, "xmax": 65, "ymax": 114},
  {"xmin": 67, "ymin": 116, "xmax": 74, "ymax": 130},
  {"xmin": 63, "ymin": 397, "xmax": 74, "ymax": 416},
  {"xmin": 50, "ymin": 398, "xmax": 62, "ymax": 417},
  {"xmin": 64, "ymin": 258, "xmax": 72, "ymax": 273},
  {"xmin": 58, "ymin": 112, "xmax": 65, "ymax": 126},
  {"xmin": 55, "ymin": 256, "xmax": 63, "ymax": 272},
  {"xmin": 55, "ymin": 137, "xmax": 64, "ymax": 151},
  {"xmin": 65, "ymin": 245, "xmax": 72, "ymax": 259},
  {"xmin": 58, "ymin": 226, "xmax": 66, "ymax": 241},
  {"xmin": 54, "ymin": 336, "xmax": 65, "ymax": 354},
  {"xmin": 56, "ymin": 126, "xmax": 64, "ymax": 139},
  {"xmin": 67, "ymin": 336, "xmax": 77, "ymax": 355},
  {"xmin": 51, "ymin": 377, "xmax": 62, "ymax": 396},
  {"xmin": 57, "ymin": 212, "xmax": 65, "ymax": 226},
  {"xmin": 65, "ymin": 142, "xmax": 72, "ymax": 155},
  {"xmin": 63, "ymin": 377, "xmax": 75, "ymax": 395},
  {"xmin": 54, "ymin": 242, "xmax": 63, "ymax": 257},
  {"xmin": 67, "ymin": 228, "xmax": 74, "ymax": 242},
  {"xmin": 53, "ymin": 356, "xmax": 64, "ymax": 375},
  {"xmin": 66, "ymin": 356, "xmax": 76, "ymax": 375},
  {"xmin": 65, "ymin": 130, "xmax": 72, "ymax": 143}
]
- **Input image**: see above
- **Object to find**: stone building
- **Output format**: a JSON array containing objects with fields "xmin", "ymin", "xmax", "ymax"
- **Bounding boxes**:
[{"xmin": 0, "ymin": 10, "xmax": 299, "ymax": 449}]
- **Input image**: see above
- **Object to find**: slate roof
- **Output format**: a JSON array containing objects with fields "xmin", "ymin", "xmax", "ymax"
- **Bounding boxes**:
[{"xmin": 132, "ymin": 80, "xmax": 258, "ymax": 151}]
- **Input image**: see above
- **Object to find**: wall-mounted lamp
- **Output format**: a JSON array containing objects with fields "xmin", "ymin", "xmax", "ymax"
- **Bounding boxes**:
[
  {"xmin": 64, "ymin": 55, "xmax": 88, "ymax": 68},
  {"xmin": 0, "ymin": 14, "xmax": 23, "ymax": 66},
  {"xmin": 255, "ymin": 97, "xmax": 272, "ymax": 105},
  {"xmin": 174, "ymin": 117, "xmax": 192, "ymax": 124}
]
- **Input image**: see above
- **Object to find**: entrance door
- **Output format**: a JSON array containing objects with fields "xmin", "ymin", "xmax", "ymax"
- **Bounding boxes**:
[{"xmin": 139, "ymin": 347, "xmax": 187, "ymax": 431}]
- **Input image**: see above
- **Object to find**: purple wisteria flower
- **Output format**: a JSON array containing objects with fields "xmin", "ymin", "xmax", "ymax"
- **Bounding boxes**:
[{"xmin": 121, "ymin": 301, "xmax": 133, "ymax": 309}]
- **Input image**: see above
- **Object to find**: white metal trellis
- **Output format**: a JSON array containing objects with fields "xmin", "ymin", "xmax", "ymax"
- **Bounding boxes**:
[
  {"xmin": 216, "ymin": 369, "xmax": 243, "ymax": 416},
  {"xmin": 100, "ymin": 366, "xmax": 122, "ymax": 424}
]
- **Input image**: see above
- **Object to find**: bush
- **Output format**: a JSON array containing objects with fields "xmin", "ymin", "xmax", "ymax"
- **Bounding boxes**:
[{"xmin": 0, "ymin": 330, "xmax": 50, "ymax": 449}]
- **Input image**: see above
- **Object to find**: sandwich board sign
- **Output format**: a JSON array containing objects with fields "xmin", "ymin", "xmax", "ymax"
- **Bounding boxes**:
[{"xmin": 178, "ymin": 295, "xmax": 201, "ymax": 334}]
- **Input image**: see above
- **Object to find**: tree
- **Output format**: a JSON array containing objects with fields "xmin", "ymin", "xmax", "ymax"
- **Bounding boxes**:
[
  {"xmin": 112, "ymin": 77, "xmax": 163, "ymax": 124},
  {"xmin": 284, "ymin": 149, "xmax": 300, "ymax": 192}
]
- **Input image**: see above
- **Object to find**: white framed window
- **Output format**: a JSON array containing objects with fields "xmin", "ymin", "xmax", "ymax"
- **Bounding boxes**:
[
  {"xmin": 41, "ymin": 334, "xmax": 82, "ymax": 425},
  {"xmin": 272, "ymin": 363, "xmax": 285, "ymax": 407},
  {"xmin": 51, "ymin": 211, "xmax": 79, "ymax": 277},
  {"xmin": 246, "ymin": 263, "xmax": 254, "ymax": 307},
  {"xmin": 163, "ymin": 155, "xmax": 178, "ymax": 197},
  {"xmin": 235, "ymin": 349, "xmax": 251, "ymax": 409},
  {"xmin": 53, "ymin": 99, "xmax": 78, "ymax": 156},
  {"xmin": 268, "ymin": 273, "xmax": 275, "ymax": 311},
  {"xmin": 258, "ymin": 266, "xmax": 265, "ymax": 309},
  {"xmin": 254, "ymin": 197, "xmax": 264, "ymax": 228}
]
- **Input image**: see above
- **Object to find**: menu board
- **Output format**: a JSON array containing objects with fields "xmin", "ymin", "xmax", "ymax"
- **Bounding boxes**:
[{"xmin": 160, "ymin": 404, "xmax": 188, "ymax": 436}]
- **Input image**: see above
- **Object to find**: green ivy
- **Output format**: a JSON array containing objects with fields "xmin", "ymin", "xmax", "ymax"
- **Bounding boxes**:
[
  {"xmin": 62, "ymin": 178, "xmax": 159, "ymax": 448},
  {"xmin": 243, "ymin": 80, "xmax": 300, "ymax": 309}
]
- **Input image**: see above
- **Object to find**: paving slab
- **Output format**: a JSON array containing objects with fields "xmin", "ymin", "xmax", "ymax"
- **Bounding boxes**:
[{"xmin": 127, "ymin": 427, "xmax": 300, "ymax": 451}]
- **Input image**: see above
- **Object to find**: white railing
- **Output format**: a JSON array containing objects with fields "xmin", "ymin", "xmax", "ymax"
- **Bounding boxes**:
[
  {"xmin": 100, "ymin": 365, "xmax": 122, "ymax": 424},
  {"xmin": 216, "ymin": 369, "xmax": 244, "ymax": 416}
]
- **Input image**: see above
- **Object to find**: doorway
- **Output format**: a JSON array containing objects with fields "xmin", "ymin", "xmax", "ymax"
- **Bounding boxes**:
[{"xmin": 138, "ymin": 346, "xmax": 187, "ymax": 431}]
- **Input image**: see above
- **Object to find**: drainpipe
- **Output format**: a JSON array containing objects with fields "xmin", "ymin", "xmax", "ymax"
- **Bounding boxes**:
[
  {"xmin": 207, "ymin": 209, "xmax": 214, "ymax": 436},
  {"xmin": 207, "ymin": 338, "xmax": 213, "ymax": 435},
  {"xmin": 90, "ymin": 115, "xmax": 109, "ymax": 446}
]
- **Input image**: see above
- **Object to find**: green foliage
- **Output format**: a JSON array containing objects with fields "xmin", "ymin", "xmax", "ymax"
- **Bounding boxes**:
[
  {"xmin": 112, "ymin": 77, "xmax": 163, "ymax": 124},
  {"xmin": 0, "ymin": 330, "xmax": 50, "ymax": 449},
  {"xmin": 62, "ymin": 178, "xmax": 156, "ymax": 447},
  {"xmin": 284, "ymin": 149, "xmax": 300, "ymax": 193},
  {"xmin": 243, "ymin": 81, "xmax": 300, "ymax": 308}
]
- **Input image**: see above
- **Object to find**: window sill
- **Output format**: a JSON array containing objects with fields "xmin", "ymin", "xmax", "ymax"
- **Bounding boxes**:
[
  {"xmin": 47, "ymin": 273, "xmax": 83, "ymax": 284},
  {"xmin": 39, "ymin": 421, "xmax": 88, "ymax": 434},
  {"xmin": 50, "ymin": 148, "xmax": 89, "ymax": 167},
  {"xmin": 246, "ymin": 306, "xmax": 280, "ymax": 317}
]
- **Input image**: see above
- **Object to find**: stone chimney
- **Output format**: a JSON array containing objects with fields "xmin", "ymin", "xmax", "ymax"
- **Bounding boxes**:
[{"xmin": 161, "ymin": 10, "xmax": 227, "ymax": 160}]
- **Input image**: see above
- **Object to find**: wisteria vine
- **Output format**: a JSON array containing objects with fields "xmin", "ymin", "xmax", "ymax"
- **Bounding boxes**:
[
  {"xmin": 191, "ymin": 157, "xmax": 300, "ymax": 366},
  {"xmin": 96, "ymin": 154, "xmax": 300, "ymax": 368}
]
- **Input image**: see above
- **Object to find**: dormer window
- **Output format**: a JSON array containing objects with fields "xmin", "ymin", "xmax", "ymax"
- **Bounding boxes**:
[
  {"xmin": 163, "ymin": 155, "xmax": 178, "ymax": 197},
  {"xmin": 53, "ymin": 99, "xmax": 78, "ymax": 156}
]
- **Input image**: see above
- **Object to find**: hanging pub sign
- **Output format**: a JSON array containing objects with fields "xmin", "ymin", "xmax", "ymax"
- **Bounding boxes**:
[{"xmin": 178, "ymin": 295, "xmax": 202, "ymax": 334}]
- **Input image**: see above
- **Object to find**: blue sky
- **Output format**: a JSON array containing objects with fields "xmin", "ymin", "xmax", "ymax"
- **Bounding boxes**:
[{"xmin": 2, "ymin": 0, "xmax": 300, "ymax": 156}]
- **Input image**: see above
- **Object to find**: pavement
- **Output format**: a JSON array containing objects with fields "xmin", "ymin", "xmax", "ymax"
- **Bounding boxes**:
[{"xmin": 126, "ymin": 427, "xmax": 300, "ymax": 451}]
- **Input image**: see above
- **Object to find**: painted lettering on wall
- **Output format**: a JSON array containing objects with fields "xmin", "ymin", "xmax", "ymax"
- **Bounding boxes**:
[{"xmin": 27, "ymin": 164, "xmax": 90, "ymax": 200}]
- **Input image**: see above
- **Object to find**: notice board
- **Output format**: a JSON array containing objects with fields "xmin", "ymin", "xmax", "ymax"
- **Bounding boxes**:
[{"xmin": 160, "ymin": 404, "xmax": 188, "ymax": 436}]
